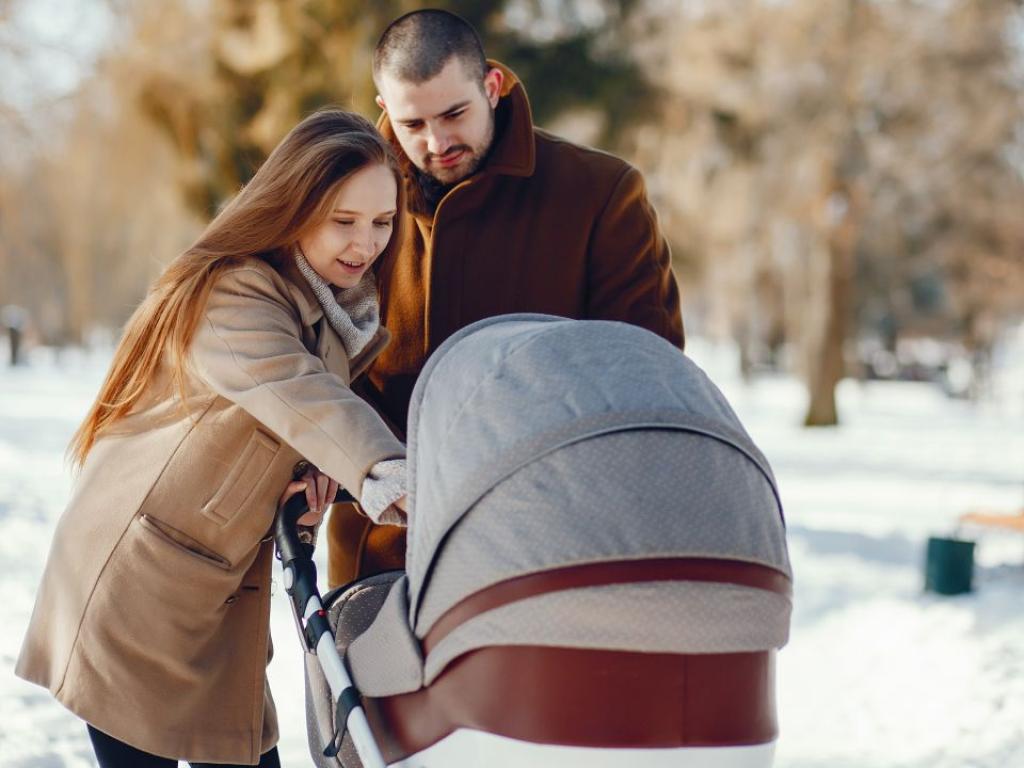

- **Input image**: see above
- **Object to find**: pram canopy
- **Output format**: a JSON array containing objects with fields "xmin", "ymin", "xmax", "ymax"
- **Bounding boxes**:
[{"xmin": 346, "ymin": 314, "xmax": 792, "ymax": 696}]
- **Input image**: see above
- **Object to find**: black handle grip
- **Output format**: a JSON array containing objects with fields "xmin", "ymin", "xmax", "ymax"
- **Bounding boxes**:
[
  {"xmin": 274, "ymin": 487, "xmax": 355, "ymax": 562},
  {"xmin": 275, "ymin": 493, "xmax": 309, "ymax": 562},
  {"xmin": 274, "ymin": 487, "xmax": 355, "ymax": 649}
]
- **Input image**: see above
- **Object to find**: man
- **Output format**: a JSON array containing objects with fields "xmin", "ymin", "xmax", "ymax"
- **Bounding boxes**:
[{"xmin": 327, "ymin": 9, "xmax": 684, "ymax": 585}]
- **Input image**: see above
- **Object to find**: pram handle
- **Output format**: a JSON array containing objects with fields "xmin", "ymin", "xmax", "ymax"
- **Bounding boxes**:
[
  {"xmin": 274, "ymin": 488, "xmax": 387, "ymax": 768},
  {"xmin": 274, "ymin": 487, "xmax": 354, "ymax": 645},
  {"xmin": 275, "ymin": 487, "xmax": 355, "ymax": 556}
]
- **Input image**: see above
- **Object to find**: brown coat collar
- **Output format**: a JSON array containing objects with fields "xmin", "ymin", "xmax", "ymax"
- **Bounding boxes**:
[{"xmin": 480, "ymin": 60, "xmax": 536, "ymax": 178}]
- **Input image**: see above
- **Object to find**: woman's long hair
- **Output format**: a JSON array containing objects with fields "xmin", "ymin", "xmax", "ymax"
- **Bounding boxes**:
[{"xmin": 69, "ymin": 109, "xmax": 406, "ymax": 466}]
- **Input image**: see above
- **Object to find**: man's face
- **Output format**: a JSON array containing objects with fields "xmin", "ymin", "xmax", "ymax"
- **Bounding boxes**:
[{"xmin": 376, "ymin": 57, "xmax": 502, "ymax": 186}]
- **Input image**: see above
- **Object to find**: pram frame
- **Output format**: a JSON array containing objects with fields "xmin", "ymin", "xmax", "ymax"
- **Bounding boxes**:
[{"xmin": 275, "ymin": 491, "xmax": 386, "ymax": 768}]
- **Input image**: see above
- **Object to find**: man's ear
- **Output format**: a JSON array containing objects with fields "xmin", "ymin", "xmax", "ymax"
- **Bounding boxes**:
[
  {"xmin": 483, "ymin": 67, "xmax": 504, "ymax": 108},
  {"xmin": 375, "ymin": 94, "xmax": 387, "ymax": 112}
]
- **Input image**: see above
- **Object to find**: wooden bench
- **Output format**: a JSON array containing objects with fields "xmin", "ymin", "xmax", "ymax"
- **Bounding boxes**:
[{"xmin": 959, "ymin": 509, "xmax": 1024, "ymax": 533}]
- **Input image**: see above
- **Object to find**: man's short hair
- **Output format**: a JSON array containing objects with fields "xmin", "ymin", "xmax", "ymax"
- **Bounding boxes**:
[{"xmin": 373, "ymin": 10, "xmax": 488, "ymax": 86}]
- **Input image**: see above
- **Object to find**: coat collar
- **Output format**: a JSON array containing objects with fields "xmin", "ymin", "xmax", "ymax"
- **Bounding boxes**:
[
  {"xmin": 277, "ymin": 254, "xmax": 324, "ymax": 327},
  {"xmin": 377, "ymin": 60, "xmax": 537, "ymax": 215},
  {"xmin": 276, "ymin": 254, "xmax": 383, "ymax": 382},
  {"xmin": 479, "ymin": 60, "xmax": 536, "ymax": 179}
]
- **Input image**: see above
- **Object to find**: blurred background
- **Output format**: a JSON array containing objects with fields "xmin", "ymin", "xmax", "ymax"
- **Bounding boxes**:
[
  {"xmin": 1, "ymin": 2, "xmax": 1023, "ymax": 767},
  {"xmin": 2, "ymin": 0, "xmax": 1024, "ymax": 422}
]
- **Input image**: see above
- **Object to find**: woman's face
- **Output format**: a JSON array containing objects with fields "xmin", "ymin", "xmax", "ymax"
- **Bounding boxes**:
[{"xmin": 298, "ymin": 163, "xmax": 398, "ymax": 288}]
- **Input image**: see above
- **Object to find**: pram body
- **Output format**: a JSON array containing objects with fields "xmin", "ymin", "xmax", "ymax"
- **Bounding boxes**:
[{"xmin": 284, "ymin": 314, "xmax": 792, "ymax": 767}]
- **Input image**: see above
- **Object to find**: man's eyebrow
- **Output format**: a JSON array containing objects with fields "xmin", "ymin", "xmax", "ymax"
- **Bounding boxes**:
[{"xmin": 396, "ymin": 101, "xmax": 471, "ymax": 123}]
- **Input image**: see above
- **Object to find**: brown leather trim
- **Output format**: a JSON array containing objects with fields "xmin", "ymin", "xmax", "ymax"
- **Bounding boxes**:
[
  {"xmin": 364, "ymin": 646, "xmax": 777, "ymax": 763},
  {"xmin": 423, "ymin": 557, "xmax": 792, "ymax": 654}
]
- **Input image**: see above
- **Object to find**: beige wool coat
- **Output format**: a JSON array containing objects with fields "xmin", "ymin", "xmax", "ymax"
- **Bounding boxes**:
[{"xmin": 16, "ymin": 256, "xmax": 404, "ymax": 764}]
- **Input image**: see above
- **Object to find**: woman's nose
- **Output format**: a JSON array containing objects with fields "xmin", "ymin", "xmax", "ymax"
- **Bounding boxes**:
[{"xmin": 352, "ymin": 227, "xmax": 375, "ymax": 256}]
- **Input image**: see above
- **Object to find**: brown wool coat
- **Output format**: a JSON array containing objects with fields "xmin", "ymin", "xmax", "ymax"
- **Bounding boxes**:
[
  {"xmin": 16, "ymin": 258, "xmax": 405, "ymax": 764},
  {"xmin": 326, "ymin": 62, "xmax": 684, "ymax": 586}
]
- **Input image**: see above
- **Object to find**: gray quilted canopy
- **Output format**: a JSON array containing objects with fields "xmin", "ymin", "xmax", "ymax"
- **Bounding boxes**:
[{"xmin": 403, "ymin": 315, "xmax": 791, "ymax": 637}]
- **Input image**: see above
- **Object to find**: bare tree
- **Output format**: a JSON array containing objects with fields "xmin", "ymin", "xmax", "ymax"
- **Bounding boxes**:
[{"xmin": 640, "ymin": 0, "xmax": 1024, "ymax": 423}]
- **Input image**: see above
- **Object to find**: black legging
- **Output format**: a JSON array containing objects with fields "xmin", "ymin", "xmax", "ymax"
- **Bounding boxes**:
[{"xmin": 87, "ymin": 725, "xmax": 282, "ymax": 768}]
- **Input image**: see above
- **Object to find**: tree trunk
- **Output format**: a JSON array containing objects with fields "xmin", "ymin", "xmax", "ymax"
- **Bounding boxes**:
[
  {"xmin": 804, "ymin": 183, "xmax": 859, "ymax": 426},
  {"xmin": 803, "ymin": 244, "xmax": 848, "ymax": 425},
  {"xmin": 961, "ymin": 304, "xmax": 995, "ymax": 401}
]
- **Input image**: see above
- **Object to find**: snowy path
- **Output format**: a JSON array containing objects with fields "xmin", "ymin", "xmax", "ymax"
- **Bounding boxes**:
[{"xmin": 2, "ymin": 339, "xmax": 1022, "ymax": 768}]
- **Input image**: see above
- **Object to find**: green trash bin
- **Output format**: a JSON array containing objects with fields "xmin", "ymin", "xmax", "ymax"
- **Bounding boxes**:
[{"xmin": 925, "ymin": 536, "xmax": 975, "ymax": 595}]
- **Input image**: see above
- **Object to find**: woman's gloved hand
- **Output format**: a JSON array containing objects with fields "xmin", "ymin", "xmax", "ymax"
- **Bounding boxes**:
[{"xmin": 361, "ymin": 458, "xmax": 408, "ymax": 525}]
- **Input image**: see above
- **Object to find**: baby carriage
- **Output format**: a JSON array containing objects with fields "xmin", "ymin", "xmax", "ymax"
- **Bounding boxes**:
[{"xmin": 275, "ymin": 314, "xmax": 792, "ymax": 768}]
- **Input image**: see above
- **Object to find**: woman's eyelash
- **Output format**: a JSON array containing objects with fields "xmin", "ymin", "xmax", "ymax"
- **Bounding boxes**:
[{"xmin": 334, "ymin": 219, "xmax": 393, "ymax": 227}]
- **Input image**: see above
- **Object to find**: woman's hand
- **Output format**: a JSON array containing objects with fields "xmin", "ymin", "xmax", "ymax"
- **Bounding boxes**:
[{"xmin": 278, "ymin": 466, "xmax": 339, "ymax": 526}]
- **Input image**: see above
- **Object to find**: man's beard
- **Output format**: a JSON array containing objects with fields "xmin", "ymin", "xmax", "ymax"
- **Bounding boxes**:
[{"xmin": 418, "ymin": 110, "xmax": 496, "ymax": 187}]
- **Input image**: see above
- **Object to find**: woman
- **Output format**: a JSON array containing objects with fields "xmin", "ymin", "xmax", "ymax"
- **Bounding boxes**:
[{"xmin": 16, "ymin": 109, "xmax": 409, "ymax": 767}]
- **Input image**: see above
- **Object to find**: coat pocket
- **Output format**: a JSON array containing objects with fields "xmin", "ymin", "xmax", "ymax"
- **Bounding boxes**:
[
  {"xmin": 201, "ymin": 429, "xmax": 280, "ymax": 526},
  {"xmin": 138, "ymin": 514, "xmax": 231, "ymax": 570}
]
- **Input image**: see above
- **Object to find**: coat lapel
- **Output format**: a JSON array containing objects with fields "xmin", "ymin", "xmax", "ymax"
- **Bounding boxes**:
[
  {"xmin": 315, "ymin": 320, "xmax": 351, "ymax": 384},
  {"xmin": 277, "ymin": 254, "xmax": 388, "ymax": 384},
  {"xmin": 349, "ymin": 326, "xmax": 391, "ymax": 381},
  {"xmin": 278, "ymin": 257, "xmax": 324, "ymax": 329},
  {"xmin": 277, "ymin": 257, "xmax": 351, "ymax": 382}
]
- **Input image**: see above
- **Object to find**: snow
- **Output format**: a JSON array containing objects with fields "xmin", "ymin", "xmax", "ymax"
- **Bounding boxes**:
[{"xmin": 1, "ymin": 331, "xmax": 1022, "ymax": 768}]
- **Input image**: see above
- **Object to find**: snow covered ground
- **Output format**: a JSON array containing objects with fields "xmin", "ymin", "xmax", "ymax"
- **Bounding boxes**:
[{"xmin": 1, "ymin": 330, "xmax": 1022, "ymax": 768}]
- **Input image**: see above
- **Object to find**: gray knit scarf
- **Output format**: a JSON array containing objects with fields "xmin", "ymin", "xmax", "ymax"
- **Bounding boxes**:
[{"xmin": 294, "ymin": 249, "xmax": 379, "ymax": 359}]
